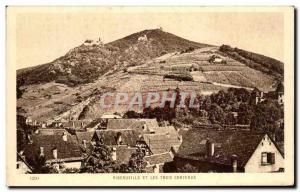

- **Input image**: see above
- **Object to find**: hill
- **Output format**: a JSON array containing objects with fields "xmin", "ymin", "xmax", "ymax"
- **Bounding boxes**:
[
  {"xmin": 17, "ymin": 29, "xmax": 211, "ymax": 87},
  {"xmin": 219, "ymin": 45, "xmax": 284, "ymax": 78},
  {"xmin": 16, "ymin": 29, "xmax": 282, "ymax": 122},
  {"xmin": 107, "ymin": 29, "xmax": 210, "ymax": 52}
]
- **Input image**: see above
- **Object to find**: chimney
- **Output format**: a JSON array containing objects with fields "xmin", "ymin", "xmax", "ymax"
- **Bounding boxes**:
[
  {"xmin": 111, "ymin": 147, "xmax": 117, "ymax": 161},
  {"xmin": 206, "ymin": 139, "xmax": 214, "ymax": 157},
  {"xmin": 272, "ymin": 133, "xmax": 276, "ymax": 142},
  {"xmin": 231, "ymin": 155, "xmax": 238, "ymax": 172},
  {"xmin": 72, "ymin": 121, "xmax": 75, "ymax": 129},
  {"xmin": 62, "ymin": 132, "xmax": 68, "ymax": 141},
  {"xmin": 52, "ymin": 148, "xmax": 58, "ymax": 159},
  {"xmin": 82, "ymin": 140, "xmax": 87, "ymax": 148},
  {"xmin": 116, "ymin": 132, "xmax": 122, "ymax": 145},
  {"xmin": 40, "ymin": 147, "xmax": 44, "ymax": 156},
  {"xmin": 153, "ymin": 164, "xmax": 160, "ymax": 173}
]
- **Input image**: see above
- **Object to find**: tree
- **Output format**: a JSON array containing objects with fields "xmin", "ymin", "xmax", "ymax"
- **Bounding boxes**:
[
  {"xmin": 81, "ymin": 140, "xmax": 119, "ymax": 173},
  {"xmin": 208, "ymin": 103, "xmax": 225, "ymax": 124},
  {"xmin": 250, "ymin": 99, "xmax": 283, "ymax": 133},
  {"xmin": 123, "ymin": 110, "xmax": 141, "ymax": 118},
  {"xmin": 225, "ymin": 113, "xmax": 236, "ymax": 125},
  {"xmin": 142, "ymin": 107, "xmax": 153, "ymax": 118},
  {"xmin": 27, "ymin": 154, "xmax": 51, "ymax": 173},
  {"xmin": 237, "ymin": 102, "xmax": 253, "ymax": 125},
  {"xmin": 17, "ymin": 115, "xmax": 38, "ymax": 152},
  {"xmin": 17, "ymin": 78, "xmax": 25, "ymax": 99},
  {"xmin": 125, "ymin": 147, "xmax": 147, "ymax": 173}
]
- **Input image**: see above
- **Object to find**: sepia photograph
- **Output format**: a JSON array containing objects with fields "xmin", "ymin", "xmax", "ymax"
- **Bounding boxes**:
[{"xmin": 6, "ymin": 6, "xmax": 294, "ymax": 186}]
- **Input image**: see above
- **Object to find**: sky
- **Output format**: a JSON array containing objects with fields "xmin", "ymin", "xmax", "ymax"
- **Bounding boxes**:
[{"xmin": 15, "ymin": 8, "xmax": 284, "ymax": 69}]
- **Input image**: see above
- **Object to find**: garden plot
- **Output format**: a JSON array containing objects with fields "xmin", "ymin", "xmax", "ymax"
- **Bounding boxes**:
[
  {"xmin": 190, "ymin": 71, "xmax": 207, "ymax": 82},
  {"xmin": 200, "ymin": 65, "xmax": 247, "ymax": 72},
  {"xmin": 118, "ymin": 74, "xmax": 148, "ymax": 92},
  {"xmin": 239, "ymin": 68, "xmax": 276, "ymax": 92},
  {"xmin": 204, "ymin": 71, "xmax": 230, "ymax": 84}
]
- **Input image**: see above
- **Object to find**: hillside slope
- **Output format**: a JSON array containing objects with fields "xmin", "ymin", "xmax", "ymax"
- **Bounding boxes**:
[
  {"xmin": 17, "ymin": 29, "xmax": 212, "ymax": 87},
  {"xmin": 219, "ymin": 45, "xmax": 284, "ymax": 79},
  {"xmin": 17, "ymin": 29, "xmax": 282, "ymax": 122}
]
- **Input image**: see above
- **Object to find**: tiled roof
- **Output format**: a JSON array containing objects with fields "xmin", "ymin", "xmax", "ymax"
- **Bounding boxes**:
[
  {"xmin": 62, "ymin": 120, "xmax": 91, "ymax": 129},
  {"xmin": 143, "ymin": 133, "xmax": 182, "ymax": 154},
  {"xmin": 23, "ymin": 133, "xmax": 84, "ymax": 164},
  {"xmin": 37, "ymin": 129, "xmax": 67, "ymax": 136},
  {"xmin": 115, "ymin": 146, "xmax": 136, "ymax": 164},
  {"xmin": 140, "ymin": 119, "xmax": 159, "ymax": 132},
  {"xmin": 106, "ymin": 118, "xmax": 159, "ymax": 134},
  {"xmin": 177, "ymin": 129, "xmax": 268, "ymax": 167},
  {"xmin": 107, "ymin": 119, "xmax": 143, "ymax": 130},
  {"xmin": 94, "ymin": 130, "xmax": 140, "ymax": 147},
  {"xmin": 84, "ymin": 121, "xmax": 100, "ymax": 129},
  {"xmin": 144, "ymin": 152, "xmax": 173, "ymax": 166},
  {"xmin": 154, "ymin": 126, "xmax": 178, "ymax": 135},
  {"xmin": 75, "ymin": 131, "xmax": 95, "ymax": 144}
]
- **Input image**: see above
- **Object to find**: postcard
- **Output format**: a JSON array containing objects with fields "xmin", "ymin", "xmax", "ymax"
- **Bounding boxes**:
[{"xmin": 6, "ymin": 6, "xmax": 294, "ymax": 186}]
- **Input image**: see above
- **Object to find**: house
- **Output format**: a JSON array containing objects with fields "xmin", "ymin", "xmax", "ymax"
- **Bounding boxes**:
[
  {"xmin": 208, "ymin": 55, "xmax": 225, "ymax": 64},
  {"xmin": 138, "ymin": 34, "xmax": 148, "ymax": 42},
  {"xmin": 83, "ymin": 120, "xmax": 101, "ymax": 132},
  {"xmin": 251, "ymin": 88, "xmax": 265, "ymax": 105},
  {"xmin": 106, "ymin": 118, "xmax": 159, "ymax": 134},
  {"xmin": 75, "ymin": 131, "xmax": 95, "ymax": 154},
  {"xmin": 276, "ymin": 82, "xmax": 284, "ymax": 105},
  {"xmin": 141, "ymin": 131, "xmax": 182, "ymax": 155},
  {"xmin": 263, "ymin": 82, "xmax": 284, "ymax": 105},
  {"xmin": 23, "ymin": 131, "xmax": 86, "ymax": 171},
  {"xmin": 174, "ymin": 129, "xmax": 284, "ymax": 173},
  {"xmin": 92, "ymin": 129, "xmax": 140, "ymax": 147},
  {"xmin": 17, "ymin": 152, "xmax": 33, "ymax": 174},
  {"xmin": 35, "ymin": 128, "xmax": 67, "ymax": 136},
  {"xmin": 60, "ymin": 120, "xmax": 92, "ymax": 130},
  {"xmin": 91, "ymin": 129, "xmax": 139, "ymax": 165},
  {"xmin": 83, "ymin": 37, "xmax": 103, "ymax": 46}
]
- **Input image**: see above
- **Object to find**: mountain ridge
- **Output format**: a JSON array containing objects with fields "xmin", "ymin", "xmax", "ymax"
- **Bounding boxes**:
[{"xmin": 17, "ymin": 29, "xmax": 212, "ymax": 87}]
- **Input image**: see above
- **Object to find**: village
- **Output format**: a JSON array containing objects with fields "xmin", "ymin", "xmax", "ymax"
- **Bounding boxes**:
[{"xmin": 16, "ymin": 82, "xmax": 285, "ymax": 174}]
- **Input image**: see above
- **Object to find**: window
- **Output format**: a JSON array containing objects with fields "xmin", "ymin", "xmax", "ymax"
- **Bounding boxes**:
[
  {"xmin": 261, "ymin": 152, "xmax": 267, "ymax": 164},
  {"xmin": 261, "ymin": 152, "xmax": 275, "ymax": 165}
]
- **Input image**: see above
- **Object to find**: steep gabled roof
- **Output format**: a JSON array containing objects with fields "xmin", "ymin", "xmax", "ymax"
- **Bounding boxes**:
[
  {"xmin": 106, "ymin": 118, "xmax": 160, "ymax": 134},
  {"xmin": 143, "ymin": 133, "xmax": 182, "ymax": 154},
  {"xmin": 37, "ymin": 128, "xmax": 67, "ymax": 136},
  {"xmin": 23, "ymin": 133, "xmax": 84, "ymax": 164},
  {"xmin": 94, "ymin": 129, "xmax": 140, "ymax": 147},
  {"xmin": 144, "ymin": 152, "xmax": 173, "ymax": 166},
  {"xmin": 176, "ymin": 129, "xmax": 268, "ymax": 167},
  {"xmin": 62, "ymin": 120, "xmax": 91, "ymax": 129},
  {"xmin": 107, "ymin": 119, "xmax": 143, "ymax": 130},
  {"xmin": 75, "ymin": 131, "xmax": 95, "ymax": 144},
  {"xmin": 140, "ymin": 119, "xmax": 159, "ymax": 132},
  {"xmin": 115, "ymin": 146, "xmax": 136, "ymax": 165}
]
